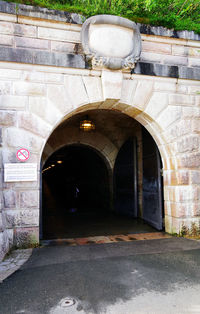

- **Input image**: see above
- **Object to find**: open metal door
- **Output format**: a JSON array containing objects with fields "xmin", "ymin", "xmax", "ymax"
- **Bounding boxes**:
[
  {"xmin": 114, "ymin": 137, "xmax": 137, "ymax": 217},
  {"xmin": 142, "ymin": 128, "xmax": 163, "ymax": 230}
]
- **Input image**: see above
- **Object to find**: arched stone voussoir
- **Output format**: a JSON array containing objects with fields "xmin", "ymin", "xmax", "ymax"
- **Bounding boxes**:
[
  {"xmin": 64, "ymin": 75, "xmax": 90, "ymax": 109},
  {"xmin": 17, "ymin": 111, "xmax": 52, "ymax": 139},
  {"xmin": 29, "ymin": 96, "xmax": 63, "ymax": 127},
  {"xmin": 82, "ymin": 76, "xmax": 104, "ymax": 104},
  {"xmin": 47, "ymin": 84, "xmax": 73, "ymax": 115}
]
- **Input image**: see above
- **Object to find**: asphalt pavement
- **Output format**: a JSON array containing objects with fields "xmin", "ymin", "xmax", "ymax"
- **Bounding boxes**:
[{"xmin": 0, "ymin": 237, "xmax": 200, "ymax": 314}]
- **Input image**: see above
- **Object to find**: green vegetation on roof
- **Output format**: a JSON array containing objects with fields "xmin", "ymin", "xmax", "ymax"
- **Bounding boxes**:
[{"xmin": 6, "ymin": 0, "xmax": 200, "ymax": 34}]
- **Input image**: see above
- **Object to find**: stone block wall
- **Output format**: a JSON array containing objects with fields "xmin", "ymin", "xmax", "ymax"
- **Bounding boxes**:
[
  {"xmin": 0, "ymin": 2, "xmax": 200, "ymax": 261},
  {"xmin": 0, "ymin": 5, "xmax": 199, "ymax": 79}
]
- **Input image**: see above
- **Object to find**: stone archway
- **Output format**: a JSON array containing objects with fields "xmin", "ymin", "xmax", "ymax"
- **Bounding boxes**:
[
  {"xmin": 36, "ymin": 72, "xmax": 199, "ymax": 237},
  {"xmin": 2, "ymin": 69, "xmax": 199, "ymax": 254}
]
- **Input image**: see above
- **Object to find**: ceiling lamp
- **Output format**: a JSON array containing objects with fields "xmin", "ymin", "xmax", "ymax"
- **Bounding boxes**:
[{"xmin": 80, "ymin": 116, "xmax": 95, "ymax": 131}]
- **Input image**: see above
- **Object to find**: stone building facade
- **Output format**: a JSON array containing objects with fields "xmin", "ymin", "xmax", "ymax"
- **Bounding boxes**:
[{"xmin": 0, "ymin": 1, "xmax": 200, "ymax": 261}]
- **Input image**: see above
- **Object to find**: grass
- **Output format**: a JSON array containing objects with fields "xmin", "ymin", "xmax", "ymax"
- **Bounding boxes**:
[{"xmin": 5, "ymin": 0, "xmax": 200, "ymax": 34}]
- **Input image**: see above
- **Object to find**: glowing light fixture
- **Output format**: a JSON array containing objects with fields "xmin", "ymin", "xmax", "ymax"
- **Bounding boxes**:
[
  {"xmin": 80, "ymin": 116, "xmax": 95, "ymax": 131},
  {"xmin": 57, "ymin": 160, "xmax": 62, "ymax": 164}
]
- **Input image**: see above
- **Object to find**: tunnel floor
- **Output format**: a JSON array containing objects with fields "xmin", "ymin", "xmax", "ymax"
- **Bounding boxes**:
[{"xmin": 42, "ymin": 211, "xmax": 157, "ymax": 240}]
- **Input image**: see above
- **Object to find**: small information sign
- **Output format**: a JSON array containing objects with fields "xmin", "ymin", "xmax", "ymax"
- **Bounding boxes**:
[{"xmin": 4, "ymin": 163, "xmax": 37, "ymax": 182}]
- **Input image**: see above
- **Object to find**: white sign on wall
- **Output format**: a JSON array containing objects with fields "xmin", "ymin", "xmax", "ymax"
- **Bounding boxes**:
[{"xmin": 4, "ymin": 163, "xmax": 37, "ymax": 182}]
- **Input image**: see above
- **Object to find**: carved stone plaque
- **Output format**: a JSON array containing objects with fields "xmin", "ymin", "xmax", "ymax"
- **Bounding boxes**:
[{"xmin": 81, "ymin": 15, "xmax": 141, "ymax": 70}]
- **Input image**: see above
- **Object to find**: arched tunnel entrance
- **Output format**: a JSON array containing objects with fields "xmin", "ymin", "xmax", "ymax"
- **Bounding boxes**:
[
  {"xmin": 41, "ymin": 109, "xmax": 164, "ymax": 240},
  {"xmin": 42, "ymin": 145, "xmax": 111, "ymax": 239}
]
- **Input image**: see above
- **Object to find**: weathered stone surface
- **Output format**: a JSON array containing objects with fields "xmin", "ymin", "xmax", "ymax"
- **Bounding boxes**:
[
  {"xmin": 101, "ymin": 71, "xmax": 123, "ymax": 101},
  {"xmin": 179, "ymin": 66, "xmax": 200, "ymax": 80},
  {"xmin": 138, "ymin": 23, "xmax": 200, "ymax": 41},
  {"xmin": 172, "ymin": 45, "xmax": 188, "ymax": 56},
  {"xmin": 179, "ymin": 153, "xmax": 200, "ymax": 168},
  {"xmin": 175, "ymin": 186, "xmax": 200, "ymax": 202},
  {"xmin": 0, "ymin": 21, "xmax": 13, "ymax": 35},
  {"xmin": 0, "ymin": 68, "xmax": 21, "ymax": 79},
  {"xmin": 0, "ymin": 21, "xmax": 36, "ymax": 37},
  {"xmin": 192, "ymin": 120, "xmax": 200, "ymax": 133},
  {"xmin": 25, "ymin": 71, "xmax": 63, "ymax": 84},
  {"xmin": 82, "ymin": 76, "xmax": 103, "ymax": 104},
  {"xmin": 4, "ymin": 127, "xmax": 44, "ymax": 152},
  {"xmin": 15, "ymin": 37, "xmax": 49, "ymax": 50},
  {"xmin": 164, "ymin": 170, "xmax": 190, "ymax": 186},
  {"xmin": 182, "ymin": 107, "xmax": 200, "ymax": 119},
  {"xmin": 13, "ymin": 227, "xmax": 39, "ymax": 248},
  {"xmin": 154, "ymin": 80, "xmax": 176, "ymax": 92},
  {"xmin": 0, "ymin": 34, "xmax": 13, "ymax": 46},
  {"xmin": 142, "ymin": 40, "xmax": 171, "ymax": 54},
  {"xmin": 51, "ymin": 41, "xmax": 75, "ymax": 53},
  {"xmin": 191, "ymin": 171, "xmax": 200, "ymax": 184},
  {"xmin": 38, "ymin": 27, "xmax": 80, "ymax": 43},
  {"xmin": 4, "ymin": 209, "xmax": 39, "ymax": 227},
  {"xmin": 17, "ymin": 112, "xmax": 51, "ymax": 138},
  {"xmin": 163, "ymin": 55, "xmax": 188, "ymax": 66},
  {"xmin": 133, "ymin": 62, "xmax": 179, "ymax": 78},
  {"xmin": 145, "ymin": 92, "xmax": 168, "ymax": 118},
  {"xmin": 0, "ymin": 230, "xmax": 9, "ymax": 261},
  {"xmin": 64, "ymin": 75, "xmax": 89, "ymax": 107},
  {"xmin": 0, "ymin": 1, "xmax": 16, "ymax": 15},
  {"xmin": 20, "ymin": 190, "xmax": 39, "ymax": 208},
  {"xmin": 0, "ymin": 111, "xmax": 16, "ymax": 126},
  {"xmin": 2, "ymin": 149, "xmax": 28, "ymax": 164},
  {"xmin": 131, "ymin": 80, "xmax": 154, "ymax": 110},
  {"xmin": 13, "ymin": 81, "xmax": 46, "ymax": 96},
  {"xmin": 0, "ymin": 95, "xmax": 28, "ymax": 110},
  {"xmin": 6, "ymin": 228, "xmax": 13, "ymax": 248},
  {"xmin": 13, "ymin": 24, "xmax": 36, "ymax": 37},
  {"xmin": 120, "ymin": 79, "xmax": 137, "ymax": 105},
  {"xmin": 29, "ymin": 96, "xmax": 62, "ymax": 126},
  {"xmin": 47, "ymin": 84, "xmax": 73, "ymax": 114},
  {"xmin": 133, "ymin": 62, "xmax": 200, "ymax": 80},
  {"xmin": 169, "ymin": 94, "xmax": 195, "ymax": 106},
  {"xmin": 0, "ymin": 47, "xmax": 86, "ymax": 68},
  {"xmin": 176, "ymin": 135, "xmax": 199, "ymax": 153},
  {"xmin": 170, "ymin": 202, "xmax": 193, "ymax": 218},
  {"xmin": 0, "ymin": 128, "xmax": 2, "ymax": 147},
  {"xmin": 177, "ymin": 171, "xmax": 190, "ymax": 185},
  {"xmin": 17, "ymin": 3, "xmax": 83, "ymax": 24},
  {"xmin": 3, "ymin": 190, "xmax": 17, "ymax": 209},
  {"xmin": 188, "ymin": 58, "xmax": 200, "ymax": 68},
  {"xmin": 157, "ymin": 106, "xmax": 181, "ymax": 130},
  {"xmin": 0, "ymin": 213, "xmax": 4, "ymax": 232}
]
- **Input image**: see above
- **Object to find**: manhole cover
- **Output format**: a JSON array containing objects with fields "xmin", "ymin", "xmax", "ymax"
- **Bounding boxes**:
[{"xmin": 60, "ymin": 298, "xmax": 75, "ymax": 307}]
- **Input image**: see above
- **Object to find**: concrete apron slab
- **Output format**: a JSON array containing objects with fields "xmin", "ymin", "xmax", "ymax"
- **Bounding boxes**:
[
  {"xmin": 1, "ymin": 237, "xmax": 200, "ymax": 314},
  {"xmin": 0, "ymin": 235, "xmax": 199, "ymax": 284},
  {"xmin": 22, "ymin": 237, "xmax": 200, "ymax": 270}
]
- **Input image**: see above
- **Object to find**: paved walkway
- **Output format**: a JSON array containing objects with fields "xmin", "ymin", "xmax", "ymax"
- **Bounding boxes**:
[
  {"xmin": 1, "ymin": 237, "xmax": 200, "ymax": 313},
  {"xmin": 0, "ymin": 249, "xmax": 32, "ymax": 283},
  {"xmin": 0, "ymin": 232, "xmax": 170, "ymax": 282}
]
